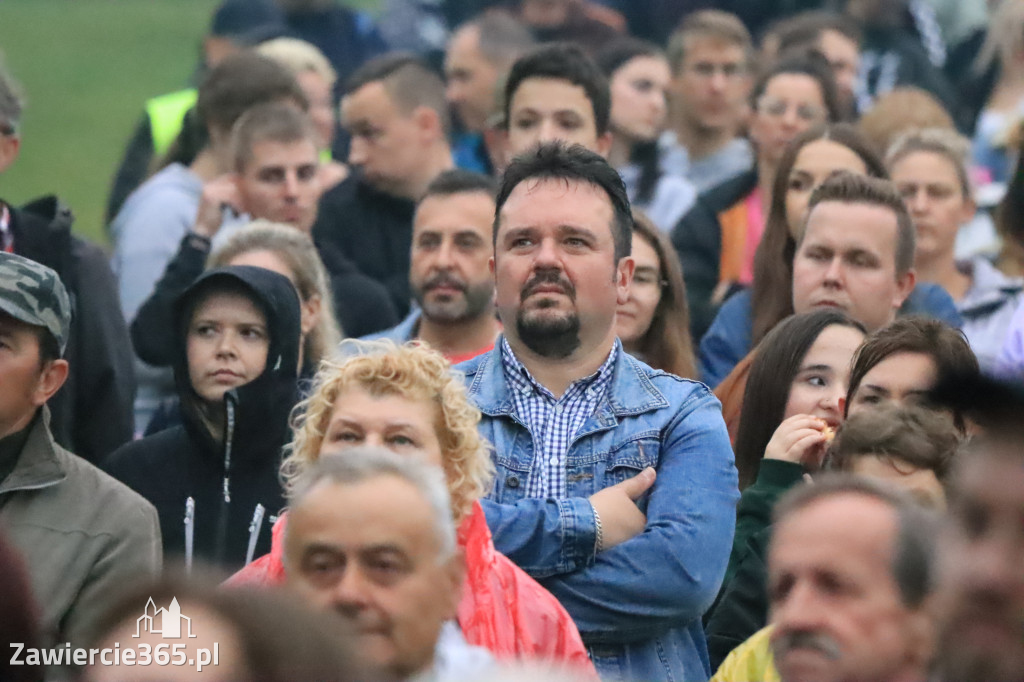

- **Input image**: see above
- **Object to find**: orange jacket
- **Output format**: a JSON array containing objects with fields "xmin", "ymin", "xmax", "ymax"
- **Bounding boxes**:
[{"xmin": 227, "ymin": 501, "xmax": 597, "ymax": 678}]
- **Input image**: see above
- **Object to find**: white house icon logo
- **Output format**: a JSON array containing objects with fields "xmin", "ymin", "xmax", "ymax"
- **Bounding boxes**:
[{"xmin": 133, "ymin": 597, "xmax": 197, "ymax": 639}]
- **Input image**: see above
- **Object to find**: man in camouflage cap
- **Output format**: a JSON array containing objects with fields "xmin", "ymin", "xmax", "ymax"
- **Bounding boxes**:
[
  {"xmin": 0, "ymin": 250, "xmax": 71, "ymax": 353},
  {"xmin": 0, "ymin": 252, "xmax": 162, "ymax": 653}
]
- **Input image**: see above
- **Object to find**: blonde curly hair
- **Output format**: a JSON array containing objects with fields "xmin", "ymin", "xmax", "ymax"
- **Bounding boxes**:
[{"xmin": 282, "ymin": 341, "xmax": 494, "ymax": 523}]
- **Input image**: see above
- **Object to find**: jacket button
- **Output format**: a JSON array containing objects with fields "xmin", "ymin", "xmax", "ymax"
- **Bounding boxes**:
[{"xmin": 506, "ymin": 476, "xmax": 520, "ymax": 488}]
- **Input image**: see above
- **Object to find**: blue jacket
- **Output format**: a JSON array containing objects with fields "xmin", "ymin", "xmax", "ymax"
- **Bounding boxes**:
[
  {"xmin": 698, "ymin": 284, "xmax": 965, "ymax": 388},
  {"xmin": 459, "ymin": 342, "xmax": 739, "ymax": 681},
  {"xmin": 360, "ymin": 308, "xmax": 420, "ymax": 344}
]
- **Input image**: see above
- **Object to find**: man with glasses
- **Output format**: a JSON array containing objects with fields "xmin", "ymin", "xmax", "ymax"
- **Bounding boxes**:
[
  {"xmin": 662, "ymin": 10, "xmax": 755, "ymax": 194},
  {"xmin": 671, "ymin": 53, "xmax": 839, "ymax": 340}
]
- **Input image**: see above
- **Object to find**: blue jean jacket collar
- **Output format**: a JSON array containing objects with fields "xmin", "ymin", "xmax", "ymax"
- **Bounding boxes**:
[{"xmin": 462, "ymin": 336, "xmax": 670, "ymax": 422}]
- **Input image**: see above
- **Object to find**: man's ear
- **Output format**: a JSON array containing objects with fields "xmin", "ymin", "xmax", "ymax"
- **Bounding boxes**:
[
  {"xmin": 893, "ymin": 268, "xmax": 916, "ymax": 311},
  {"xmin": 906, "ymin": 597, "xmax": 937, "ymax": 672},
  {"xmin": 596, "ymin": 131, "xmax": 613, "ymax": 159},
  {"xmin": 32, "ymin": 359, "xmax": 69, "ymax": 407},
  {"xmin": 616, "ymin": 256, "xmax": 635, "ymax": 305},
  {"xmin": 0, "ymin": 134, "xmax": 21, "ymax": 174},
  {"xmin": 959, "ymin": 196, "xmax": 978, "ymax": 226},
  {"xmin": 413, "ymin": 106, "xmax": 443, "ymax": 142},
  {"xmin": 485, "ymin": 127, "xmax": 510, "ymax": 172},
  {"xmin": 442, "ymin": 546, "xmax": 466, "ymax": 621},
  {"xmin": 300, "ymin": 294, "xmax": 323, "ymax": 336}
]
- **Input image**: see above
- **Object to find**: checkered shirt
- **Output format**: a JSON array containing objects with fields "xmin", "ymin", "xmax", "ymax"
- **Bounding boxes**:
[{"xmin": 501, "ymin": 337, "xmax": 619, "ymax": 499}]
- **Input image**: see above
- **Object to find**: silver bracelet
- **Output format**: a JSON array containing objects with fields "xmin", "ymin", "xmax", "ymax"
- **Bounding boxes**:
[{"xmin": 592, "ymin": 505, "xmax": 604, "ymax": 555}]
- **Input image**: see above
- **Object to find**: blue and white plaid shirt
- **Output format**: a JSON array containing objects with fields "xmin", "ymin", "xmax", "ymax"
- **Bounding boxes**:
[{"xmin": 501, "ymin": 337, "xmax": 619, "ymax": 499}]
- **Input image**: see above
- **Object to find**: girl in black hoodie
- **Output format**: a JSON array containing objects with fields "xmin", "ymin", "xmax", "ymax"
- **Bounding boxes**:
[{"xmin": 104, "ymin": 266, "xmax": 302, "ymax": 571}]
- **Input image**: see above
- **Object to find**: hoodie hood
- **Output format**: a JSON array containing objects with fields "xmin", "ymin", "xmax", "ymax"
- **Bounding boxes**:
[{"xmin": 173, "ymin": 265, "xmax": 302, "ymax": 467}]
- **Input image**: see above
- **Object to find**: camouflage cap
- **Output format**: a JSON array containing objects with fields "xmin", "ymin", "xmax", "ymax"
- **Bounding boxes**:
[{"xmin": 0, "ymin": 252, "xmax": 71, "ymax": 355}]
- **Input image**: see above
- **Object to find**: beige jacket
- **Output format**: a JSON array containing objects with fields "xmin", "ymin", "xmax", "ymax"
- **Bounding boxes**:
[{"xmin": 0, "ymin": 408, "xmax": 161, "ymax": 647}]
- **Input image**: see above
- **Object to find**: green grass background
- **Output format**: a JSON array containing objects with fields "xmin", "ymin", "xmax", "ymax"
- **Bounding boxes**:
[{"xmin": 0, "ymin": 0, "xmax": 378, "ymax": 247}]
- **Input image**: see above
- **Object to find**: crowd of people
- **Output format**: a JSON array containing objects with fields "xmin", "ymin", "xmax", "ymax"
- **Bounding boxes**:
[{"xmin": 1, "ymin": 0, "xmax": 1024, "ymax": 680}]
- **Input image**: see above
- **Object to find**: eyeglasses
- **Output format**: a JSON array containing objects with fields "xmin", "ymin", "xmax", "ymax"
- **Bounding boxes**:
[
  {"xmin": 633, "ymin": 270, "xmax": 668, "ymax": 289},
  {"xmin": 756, "ymin": 96, "xmax": 824, "ymax": 123},
  {"xmin": 687, "ymin": 62, "xmax": 746, "ymax": 80}
]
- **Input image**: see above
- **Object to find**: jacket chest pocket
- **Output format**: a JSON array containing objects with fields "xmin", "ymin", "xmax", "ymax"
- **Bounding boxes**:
[{"xmin": 598, "ymin": 436, "xmax": 660, "ymax": 487}]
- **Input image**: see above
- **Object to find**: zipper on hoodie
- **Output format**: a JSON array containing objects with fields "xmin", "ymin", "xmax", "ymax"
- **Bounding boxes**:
[{"xmin": 213, "ymin": 393, "xmax": 237, "ymax": 566}]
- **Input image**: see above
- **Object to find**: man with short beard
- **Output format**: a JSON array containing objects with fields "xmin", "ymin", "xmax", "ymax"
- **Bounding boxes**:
[
  {"xmin": 459, "ymin": 142, "xmax": 738, "ymax": 681},
  {"xmin": 365, "ymin": 169, "xmax": 500, "ymax": 363}
]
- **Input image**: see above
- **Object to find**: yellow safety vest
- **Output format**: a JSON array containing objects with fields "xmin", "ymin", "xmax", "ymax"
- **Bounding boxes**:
[{"xmin": 145, "ymin": 88, "xmax": 198, "ymax": 157}]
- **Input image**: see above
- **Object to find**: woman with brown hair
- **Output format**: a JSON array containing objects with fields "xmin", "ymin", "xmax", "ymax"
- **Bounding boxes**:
[
  {"xmin": 229, "ymin": 342, "xmax": 596, "ymax": 676},
  {"xmin": 698, "ymin": 123, "xmax": 961, "ymax": 387},
  {"xmin": 615, "ymin": 211, "xmax": 697, "ymax": 378}
]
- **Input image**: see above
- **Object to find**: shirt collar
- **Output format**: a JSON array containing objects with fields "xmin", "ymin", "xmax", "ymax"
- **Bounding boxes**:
[{"xmin": 500, "ymin": 336, "xmax": 620, "ymax": 401}]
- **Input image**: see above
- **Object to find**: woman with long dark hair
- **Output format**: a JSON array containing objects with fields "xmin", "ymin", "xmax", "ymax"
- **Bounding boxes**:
[
  {"xmin": 704, "ymin": 309, "xmax": 865, "ymax": 667},
  {"xmin": 699, "ymin": 123, "xmax": 961, "ymax": 387},
  {"xmin": 596, "ymin": 38, "xmax": 697, "ymax": 232},
  {"xmin": 615, "ymin": 211, "xmax": 697, "ymax": 378}
]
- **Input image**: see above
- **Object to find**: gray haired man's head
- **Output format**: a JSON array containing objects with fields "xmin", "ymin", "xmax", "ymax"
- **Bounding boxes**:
[
  {"xmin": 0, "ymin": 252, "xmax": 71, "ymax": 356},
  {"xmin": 0, "ymin": 59, "xmax": 24, "ymax": 136},
  {"xmin": 285, "ymin": 447, "xmax": 457, "ymax": 562}
]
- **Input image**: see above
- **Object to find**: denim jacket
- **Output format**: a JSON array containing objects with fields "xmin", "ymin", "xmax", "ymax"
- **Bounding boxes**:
[{"xmin": 460, "ymin": 342, "xmax": 739, "ymax": 681}]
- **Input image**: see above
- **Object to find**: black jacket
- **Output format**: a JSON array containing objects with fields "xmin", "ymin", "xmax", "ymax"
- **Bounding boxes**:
[
  {"xmin": 8, "ymin": 196, "xmax": 135, "ymax": 463},
  {"xmin": 670, "ymin": 170, "xmax": 757, "ymax": 342},
  {"xmin": 104, "ymin": 266, "xmax": 301, "ymax": 571},
  {"xmin": 313, "ymin": 173, "xmax": 416, "ymax": 317}
]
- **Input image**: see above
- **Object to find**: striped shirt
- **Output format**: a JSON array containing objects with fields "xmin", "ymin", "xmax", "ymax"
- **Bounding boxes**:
[{"xmin": 501, "ymin": 337, "xmax": 619, "ymax": 498}]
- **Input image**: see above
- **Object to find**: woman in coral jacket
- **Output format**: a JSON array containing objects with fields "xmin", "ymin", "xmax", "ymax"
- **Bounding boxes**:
[{"xmin": 228, "ymin": 341, "xmax": 596, "ymax": 677}]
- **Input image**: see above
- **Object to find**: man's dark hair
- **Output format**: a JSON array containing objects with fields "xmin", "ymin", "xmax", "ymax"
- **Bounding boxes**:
[
  {"xmin": 667, "ymin": 9, "xmax": 754, "ymax": 75},
  {"xmin": 344, "ymin": 53, "xmax": 451, "ymax": 136},
  {"xmin": 421, "ymin": 169, "xmax": 497, "ymax": 203},
  {"xmin": 846, "ymin": 317, "xmax": 980, "ymax": 432},
  {"xmin": 772, "ymin": 10, "xmax": 862, "ymax": 54},
  {"xmin": 750, "ymin": 51, "xmax": 843, "ymax": 124},
  {"xmin": 503, "ymin": 43, "xmax": 611, "ymax": 136},
  {"xmin": 803, "ymin": 170, "xmax": 916, "ymax": 275},
  {"xmin": 773, "ymin": 474, "xmax": 938, "ymax": 608},
  {"xmin": 35, "ymin": 327, "xmax": 61, "ymax": 367},
  {"xmin": 495, "ymin": 142, "xmax": 632, "ymax": 262},
  {"xmin": 197, "ymin": 52, "xmax": 308, "ymax": 136},
  {"xmin": 230, "ymin": 102, "xmax": 318, "ymax": 172},
  {"xmin": 461, "ymin": 10, "xmax": 536, "ymax": 68},
  {"xmin": 827, "ymin": 403, "xmax": 960, "ymax": 489}
]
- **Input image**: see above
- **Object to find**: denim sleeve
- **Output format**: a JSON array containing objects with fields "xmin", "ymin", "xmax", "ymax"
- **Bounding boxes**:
[
  {"xmin": 540, "ymin": 389, "xmax": 739, "ymax": 643},
  {"xmin": 480, "ymin": 496, "xmax": 598, "ymax": 578}
]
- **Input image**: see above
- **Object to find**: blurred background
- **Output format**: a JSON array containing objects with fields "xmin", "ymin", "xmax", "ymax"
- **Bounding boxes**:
[{"xmin": 0, "ymin": 0, "xmax": 377, "ymax": 246}]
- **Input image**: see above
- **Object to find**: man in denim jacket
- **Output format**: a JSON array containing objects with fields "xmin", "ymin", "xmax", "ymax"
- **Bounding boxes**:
[{"xmin": 459, "ymin": 142, "xmax": 739, "ymax": 680}]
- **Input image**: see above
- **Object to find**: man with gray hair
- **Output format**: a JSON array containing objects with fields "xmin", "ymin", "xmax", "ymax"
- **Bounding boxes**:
[
  {"xmin": 0, "ymin": 252, "xmax": 161, "ymax": 650},
  {"xmin": 767, "ymin": 475, "xmax": 937, "ymax": 682},
  {"xmin": 445, "ymin": 11, "xmax": 535, "ymax": 174},
  {"xmin": 283, "ymin": 448, "xmax": 493, "ymax": 680}
]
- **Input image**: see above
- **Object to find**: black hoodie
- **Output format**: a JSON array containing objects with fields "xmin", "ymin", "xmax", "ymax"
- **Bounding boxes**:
[{"xmin": 103, "ymin": 266, "xmax": 301, "ymax": 571}]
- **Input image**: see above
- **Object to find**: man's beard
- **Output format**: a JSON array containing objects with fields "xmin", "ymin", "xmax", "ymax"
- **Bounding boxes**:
[
  {"xmin": 414, "ymin": 274, "xmax": 493, "ymax": 324},
  {"xmin": 515, "ymin": 269, "xmax": 580, "ymax": 358}
]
